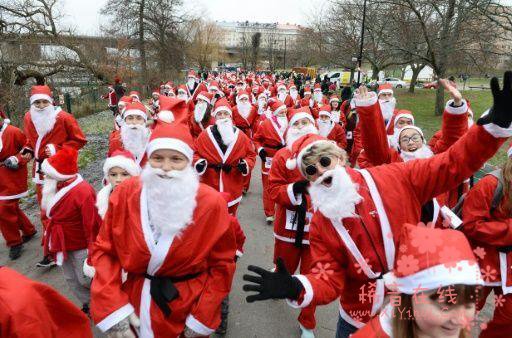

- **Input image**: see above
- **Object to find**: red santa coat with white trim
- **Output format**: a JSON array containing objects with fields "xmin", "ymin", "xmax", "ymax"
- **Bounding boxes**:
[
  {"xmin": 462, "ymin": 174, "xmax": 512, "ymax": 294},
  {"xmin": 0, "ymin": 267, "xmax": 93, "ymax": 338},
  {"xmin": 231, "ymin": 104, "xmax": 259, "ymax": 138},
  {"xmin": 90, "ymin": 179, "xmax": 236, "ymax": 337},
  {"xmin": 194, "ymin": 126, "xmax": 256, "ymax": 207},
  {"xmin": 0, "ymin": 123, "xmax": 29, "ymax": 199},
  {"xmin": 268, "ymin": 147, "xmax": 312, "ymax": 245},
  {"xmin": 108, "ymin": 130, "xmax": 148, "ymax": 167},
  {"xmin": 351, "ymin": 304, "xmax": 392, "ymax": 338},
  {"xmin": 253, "ymin": 118, "xmax": 286, "ymax": 175},
  {"xmin": 23, "ymin": 108, "xmax": 87, "ymax": 184},
  {"xmin": 288, "ymin": 122, "xmax": 508, "ymax": 327},
  {"xmin": 324, "ymin": 122, "xmax": 348, "ymax": 150},
  {"xmin": 188, "ymin": 115, "xmax": 215, "ymax": 139}
]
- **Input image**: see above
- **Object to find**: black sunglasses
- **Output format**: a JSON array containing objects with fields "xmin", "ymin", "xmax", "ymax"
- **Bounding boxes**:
[{"xmin": 305, "ymin": 156, "xmax": 331, "ymax": 176}]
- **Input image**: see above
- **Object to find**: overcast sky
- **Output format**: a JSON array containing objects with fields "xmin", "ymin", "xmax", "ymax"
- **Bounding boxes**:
[{"xmin": 62, "ymin": 0, "xmax": 325, "ymax": 35}]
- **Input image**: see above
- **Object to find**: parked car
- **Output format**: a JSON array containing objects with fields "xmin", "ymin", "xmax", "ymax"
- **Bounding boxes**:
[
  {"xmin": 423, "ymin": 80, "xmax": 438, "ymax": 89},
  {"xmin": 377, "ymin": 77, "xmax": 406, "ymax": 88}
]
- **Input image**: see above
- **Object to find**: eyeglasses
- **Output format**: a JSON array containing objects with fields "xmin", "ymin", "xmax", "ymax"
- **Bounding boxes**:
[
  {"xmin": 400, "ymin": 134, "xmax": 422, "ymax": 144},
  {"xmin": 305, "ymin": 156, "xmax": 332, "ymax": 176}
]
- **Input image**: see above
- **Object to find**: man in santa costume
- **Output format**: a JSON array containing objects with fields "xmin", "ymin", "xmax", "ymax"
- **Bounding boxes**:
[
  {"xmin": 316, "ymin": 106, "xmax": 347, "ymax": 150},
  {"xmin": 194, "ymin": 97, "xmax": 256, "ymax": 215},
  {"xmin": 376, "ymin": 83, "xmax": 399, "ymax": 134},
  {"xmin": 40, "ymin": 147, "xmax": 101, "ymax": 314},
  {"xmin": 176, "ymin": 84, "xmax": 195, "ymax": 113},
  {"xmin": 312, "ymin": 83, "xmax": 328, "ymax": 109},
  {"xmin": 276, "ymin": 82, "xmax": 295, "ymax": 108},
  {"xmin": 0, "ymin": 266, "xmax": 93, "ymax": 338},
  {"xmin": 108, "ymin": 101, "xmax": 150, "ymax": 167},
  {"xmin": 289, "ymin": 83, "xmax": 301, "ymax": 108},
  {"xmin": 0, "ymin": 111, "xmax": 36, "ymax": 260},
  {"xmin": 231, "ymin": 89, "xmax": 259, "ymax": 139},
  {"xmin": 90, "ymin": 123, "xmax": 237, "ymax": 338},
  {"xmin": 186, "ymin": 70, "xmax": 199, "ymax": 96},
  {"xmin": 253, "ymin": 100, "xmax": 289, "ymax": 224},
  {"xmin": 22, "ymin": 84, "xmax": 87, "ymax": 267},
  {"xmin": 102, "ymin": 84, "xmax": 119, "ymax": 116},
  {"xmin": 243, "ymin": 71, "xmax": 512, "ymax": 338},
  {"xmin": 189, "ymin": 91, "xmax": 215, "ymax": 138}
]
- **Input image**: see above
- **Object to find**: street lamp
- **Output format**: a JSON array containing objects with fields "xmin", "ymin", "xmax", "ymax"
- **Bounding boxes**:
[{"xmin": 356, "ymin": 0, "xmax": 367, "ymax": 86}]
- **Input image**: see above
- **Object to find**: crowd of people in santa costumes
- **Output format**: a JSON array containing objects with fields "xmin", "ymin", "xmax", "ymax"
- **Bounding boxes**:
[{"xmin": 2, "ymin": 68, "xmax": 512, "ymax": 338}]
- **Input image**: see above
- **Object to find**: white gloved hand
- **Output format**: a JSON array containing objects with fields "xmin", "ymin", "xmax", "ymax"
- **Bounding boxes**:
[{"xmin": 105, "ymin": 314, "xmax": 140, "ymax": 338}]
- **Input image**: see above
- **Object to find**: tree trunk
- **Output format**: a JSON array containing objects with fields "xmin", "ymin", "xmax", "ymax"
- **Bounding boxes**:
[
  {"xmin": 138, "ymin": 0, "xmax": 148, "ymax": 95},
  {"xmin": 408, "ymin": 64, "xmax": 424, "ymax": 93},
  {"xmin": 371, "ymin": 64, "xmax": 380, "ymax": 80}
]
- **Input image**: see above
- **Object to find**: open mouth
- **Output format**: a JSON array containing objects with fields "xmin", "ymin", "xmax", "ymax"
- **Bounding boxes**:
[
  {"xmin": 408, "ymin": 146, "xmax": 418, "ymax": 152},
  {"xmin": 321, "ymin": 175, "xmax": 333, "ymax": 187}
]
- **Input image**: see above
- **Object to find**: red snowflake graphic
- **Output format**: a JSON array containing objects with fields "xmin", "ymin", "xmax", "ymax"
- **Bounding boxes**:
[
  {"xmin": 354, "ymin": 258, "xmax": 373, "ymax": 275},
  {"xmin": 410, "ymin": 226, "xmax": 442, "ymax": 254},
  {"xmin": 311, "ymin": 262, "xmax": 334, "ymax": 281},
  {"xmin": 473, "ymin": 247, "xmax": 486, "ymax": 260},
  {"xmin": 480, "ymin": 265, "xmax": 497, "ymax": 283},
  {"xmin": 396, "ymin": 254, "xmax": 420, "ymax": 275},
  {"xmin": 399, "ymin": 244, "xmax": 408, "ymax": 253},
  {"xmin": 495, "ymin": 294, "xmax": 506, "ymax": 308}
]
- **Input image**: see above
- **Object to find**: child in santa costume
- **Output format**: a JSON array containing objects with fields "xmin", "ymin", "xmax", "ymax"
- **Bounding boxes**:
[
  {"xmin": 242, "ymin": 71, "xmax": 512, "ymax": 338},
  {"xmin": 352, "ymin": 224, "xmax": 483, "ymax": 338},
  {"xmin": 101, "ymin": 84, "xmax": 119, "ymax": 116},
  {"xmin": 40, "ymin": 147, "xmax": 101, "ymax": 314},
  {"xmin": 189, "ymin": 91, "xmax": 215, "ymax": 138},
  {"xmin": 194, "ymin": 97, "xmax": 256, "ymax": 215},
  {"xmin": 90, "ymin": 123, "xmax": 237, "ymax": 338},
  {"xmin": 0, "ymin": 111, "xmax": 36, "ymax": 260},
  {"xmin": 316, "ymin": 105, "xmax": 347, "ymax": 150},
  {"xmin": 22, "ymin": 85, "xmax": 87, "ymax": 267},
  {"xmin": 253, "ymin": 100, "xmax": 289, "ymax": 224},
  {"xmin": 0, "ymin": 266, "xmax": 93, "ymax": 338}
]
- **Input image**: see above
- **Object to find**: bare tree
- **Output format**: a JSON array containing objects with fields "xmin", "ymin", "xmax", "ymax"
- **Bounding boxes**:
[
  {"xmin": 187, "ymin": 20, "xmax": 224, "ymax": 71},
  {"xmin": 251, "ymin": 32, "xmax": 261, "ymax": 70},
  {"xmin": 239, "ymin": 31, "xmax": 250, "ymax": 70}
]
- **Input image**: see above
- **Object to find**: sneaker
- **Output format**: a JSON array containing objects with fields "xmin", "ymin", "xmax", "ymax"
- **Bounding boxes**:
[
  {"xmin": 22, "ymin": 231, "xmax": 37, "ymax": 243},
  {"xmin": 300, "ymin": 324, "xmax": 315, "ymax": 338},
  {"xmin": 36, "ymin": 256, "xmax": 56, "ymax": 268},
  {"xmin": 266, "ymin": 216, "xmax": 275, "ymax": 225},
  {"xmin": 9, "ymin": 244, "xmax": 23, "ymax": 260},
  {"xmin": 215, "ymin": 314, "xmax": 228, "ymax": 335}
]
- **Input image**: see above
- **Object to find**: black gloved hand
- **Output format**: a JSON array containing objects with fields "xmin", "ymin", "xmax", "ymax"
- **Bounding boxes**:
[
  {"xmin": 195, "ymin": 159, "xmax": 207, "ymax": 174},
  {"xmin": 237, "ymin": 159, "xmax": 249, "ymax": 175},
  {"xmin": 477, "ymin": 71, "xmax": 512, "ymax": 128},
  {"xmin": 243, "ymin": 257, "xmax": 303, "ymax": 302},
  {"xmin": 292, "ymin": 180, "xmax": 309, "ymax": 195},
  {"xmin": 3, "ymin": 156, "xmax": 19, "ymax": 170},
  {"xmin": 258, "ymin": 148, "xmax": 267, "ymax": 162}
]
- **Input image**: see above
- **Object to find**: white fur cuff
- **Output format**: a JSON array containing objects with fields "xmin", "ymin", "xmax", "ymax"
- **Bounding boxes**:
[
  {"xmin": 445, "ymin": 99, "xmax": 467, "ymax": 115},
  {"xmin": 47, "ymin": 144, "xmax": 57, "ymax": 156},
  {"xmin": 483, "ymin": 123, "xmax": 512, "ymax": 138},
  {"xmin": 194, "ymin": 159, "xmax": 208, "ymax": 175}
]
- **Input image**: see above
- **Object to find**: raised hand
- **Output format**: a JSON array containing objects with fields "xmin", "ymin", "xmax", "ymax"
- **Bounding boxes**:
[
  {"xmin": 477, "ymin": 71, "xmax": 512, "ymax": 128},
  {"xmin": 439, "ymin": 79, "xmax": 463, "ymax": 106},
  {"xmin": 354, "ymin": 84, "xmax": 375, "ymax": 101}
]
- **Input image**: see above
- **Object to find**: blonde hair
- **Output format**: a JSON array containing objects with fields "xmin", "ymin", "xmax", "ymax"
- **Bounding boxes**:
[
  {"xmin": 300, "ymin": 141, "xmax": 346, "ymax": 173},
  {"xmin": 501, "ymin": 157, "xmax": 512, "ymax": 213}
]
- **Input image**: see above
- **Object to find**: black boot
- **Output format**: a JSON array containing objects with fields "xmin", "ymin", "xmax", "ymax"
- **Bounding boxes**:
[
  {"xmin": 9, "ymin": 244, "xmax": 22, "ymax": 260},
  {"xmin": 36, "ymin": 255, "xmax": 56, "ymax": 268},
  {"xmin": 81, "ymin": 303, "xmax": 90, "ymax": 317},
  {"xmin": 22, "ymin": 231, "xmax": 37, "ymax": 243},
  {"xmin": 215, "ymin": 296, "xmax": 229, "ymax": 335}
]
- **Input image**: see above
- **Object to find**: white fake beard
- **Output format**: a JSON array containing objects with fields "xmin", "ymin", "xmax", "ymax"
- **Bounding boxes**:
[
  {"xmin": 178, "ymin": 93, "xmax": 188, "ymax": 101},
  {"xmin": 41, "ymin": 176, "xmax": 58, "ymax": 211},
  {"xmin": 308, "ymin": 166, "xmax": 363, "ymax": 221},
  {"xmin": 216, "ymin": 118, "xmax": 236, "ymax": 145},
  {"xmin": 120, "ymin": 124, "xmax": 149, "ymax": 160},
  {"xmin": 290, "ymin": 90, "xmax": 298, "ymax": 100},
  {"xmin": 157, "ymin": 111, "xmax": 174, "ymax": 123},
  {"xmin": 317, "ymin": 120, "xmax": 333, "ymax": 137},
  {"xmin": 314, "ymin": 92, "xmax": 323, "ymax": 103},
  {"xmin": 257, "ymin": 100, "xmax": 267, "ymax": 114},
  {"xmin": 30, "ymin": 105, "xmax": 58, "ymax": 136},
  {"xmin": 331, "ymin": 111, "xmax": 341, "ymax": 124},
  {"xmin": 379, "ymin": 98, "xmax": 396, "ymax": 123},
  {"xmin": 187, "ymin": 79, "xmax": 195, "ymax": 89},
  {"xmin": 141, "ymin": 165, "xmax": 199, "ymax": 238},
  {"xmin": 276, "ymin": 116, "xmax": 288, "ymax": 133},
  {"xmin": 286, "ymin": 124, "xmax": 318, "ymax": 147},
  {"xmin": 400, "ymin": 145, "xmax": 434, "ymax": 162},
  {"xmin": 277, "ymin": 92, "xmax": 287, "ymax": 102},
  {"xmin": 237, "ymin": 102, "xmax": 252, "ymax": 119},
  {"xmin": 194, "ymin": 102, "xmax": 208, "ymax": 123}
]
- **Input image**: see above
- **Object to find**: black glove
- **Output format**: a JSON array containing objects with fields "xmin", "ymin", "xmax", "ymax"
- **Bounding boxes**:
[
  {"xmin": 292, "ymin": 180, "xmax": 309, "ymax": 195},
  {"xmin": 237, "ymin": 159, "xmax": 249, "ymax": 175},
  {"xmin": 3, "ymin": 157, "xmax": 19, "ymax": 170},
  {"xmin": 258, "ymin": 148, "xmax": 267, "ymax": 162},
  {"xmin": 243, "ymin": 257, "xmax": 303, "ymax": 302},
  {"xmin": 195, "ymin": 159, "xmax": 207, "ymax": 174},
  {"xmin": 477, "ymin": 71, "xmax": 512, "ymax": 128}
]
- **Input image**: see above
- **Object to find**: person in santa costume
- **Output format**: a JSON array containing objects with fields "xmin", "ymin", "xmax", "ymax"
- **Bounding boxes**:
[
  {"xmin": 102, "ymin": 84, "xmax": 119, "ymax": 116},
  {"xmin": 0, "ymin": 266, "xmax": 93, "ymax": 338},
  {"xmin": 312, "ymin": 84, "xmax": 328, "ymax": 109},
  {"xmin": 316, "ymin": 106, "xmax": 347, "ymax": 150},
  {"xmin": 242, "ymin": 71, "xmax": 512, "ymax": 338},
  {"xmin": 113, "ymin": 95, "xmax": 133, "ymax": 132},
  {"xmin": 256, "ymin": 91, "xmax": 270, "ymax": 122},
  {"xmin": 0, "ymin": 111, "xmax": 37, "ymax": 260},
  {"xmin": 186, "ymin": 70, "xmax": 199, "ymax": 96},
  {"xmin": 194, "ymin": 97, "xmax": 256, "ymax": 215},
  {"xmin": 152, "ymin": 96, "xmax": 190, "ymax": 128},
  {"xmin": 150, "ymin": 89, "xmax": 161, "ymax": 118},
  {"xmin": 176, "ymin": 84, "xmax": 196, "ymax": 113},
  {"xmin": 276, "ymin": 82, "xmax": 295, "ymax": 108},
  {"xmin": 231, "ymin": 89, "xmax": 259, "ymax": 139},
  {"xmin": 253, "ymin": 100, "xmax": 289, "ymax": 224},
  {"xmin": 329, "ymin": 95, "xmax": 346, "ymax": 126},
  {"xmin": 462, "ymin": 144, "xmax": 512, "ymax": 338},
  {"xmin": 108, "ymin": 101, "xmax": 150, "ymax": 167},
  {"xmin": 90, "ymin": 123, "xmax": 237, "ymax": 338},
  {"xmin": 376, "ymin": 83, "xmax": 399, "ymax": 133},
  {"xmin": 129, "ymin": 90, "xmax": 141, "ymax": 102},
  {"xmin": 22, "ymin": 85, "xmax": 87, "ymax": 267},
  {"xmin": 267, "ymin": 107, "xmax": 319, "ymax": 338},
  {"xmin": 189, "ymin": 91, "xmax": 215, "ymax": 138},
  {"xmin": 289, "ymin": 83, "xmax": 302, "ymax": 108},
  {"xmin": 352, "ymin": 224, "xmax": 483, "ymax": 338},
  {"xmin": 40, "ymin": 147, "xmax": 101, "ymax": 314}
]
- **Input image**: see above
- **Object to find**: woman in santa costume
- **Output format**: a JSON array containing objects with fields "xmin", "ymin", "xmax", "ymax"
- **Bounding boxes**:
[
  {"xmin": 0, "ymin": 111, "xmax": 36, "ymax": 260},
  {"xmin": 40, "ymin": 147, "xmax": 101, "ymax": 314},
  {"xmin": 194, "ymin": 97, "xmax": 256, "ymax": 215},
  {"xmin": 329, "ymin": 95, "xmax": 346, "ymax": 126},
  {"xmin": 267, "ymin": 107, "xmax": 319, "ymax": 338},
  {"xmin": 339, "ymin": 98, "xmax": 362, "ymax": 167},
  {"xmin": 316, "ymin": 105, "xmax": 347, "ymax": 150},
  {"xmin": 22, "ymin": 84, "xmax": 87, "ymax": 267},
  {"xmin": 462, "ymin": 144, "xmax": 512, "ymax": 338},
  {"xmin": 242, "ymin": 71, "xmax": 512, "ymax": 338},
  {"xmin": 352, "ymin": 224, "xmax": 483, "ymax": 338},
  {"xmin": 189, "ymin": 91, "xmax": 215, "ymax": 138},
  {"xmin": 90, "ymin": 123, "xmax": 237, "ymax": 338},
  {"xmin": 0, "ymin": 266, "xmax": 93, "ymax": 338},
  {"xmin": 253, "ymin": 100, "xmax": 289, "ymax": 224}
]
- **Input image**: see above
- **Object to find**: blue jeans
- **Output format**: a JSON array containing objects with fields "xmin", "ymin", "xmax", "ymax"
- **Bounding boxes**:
[{"xmin": 335, "ymin": 315, "xmax": 358, "ymax": 338}]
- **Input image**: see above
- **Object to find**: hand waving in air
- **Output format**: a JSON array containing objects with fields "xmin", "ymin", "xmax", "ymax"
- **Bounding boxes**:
[{"xmin": 477, "ymin": 71, "xmax": 512, "ymax": 128}]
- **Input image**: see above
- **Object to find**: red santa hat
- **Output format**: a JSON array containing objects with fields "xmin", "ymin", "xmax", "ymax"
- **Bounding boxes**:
[
  {"xmin": 122, "ymin": 101, "xmax": 148, "ymax": 121},
  {"xmin": 329, "ymin": 95, "xmax": 340, "ymax": 104},
  {"xmin": 318, "ymin": 105, "xmax": 332, "ymax": 118},
  {"xmin": 146, "ymin": 124, "xmax": 195, "ymax": 162},
  {"xmin": 164, "ymin": 81, "xmax": 174, "ymax": 89},
  {"xmin": 303, "ymin": 86, "xmax": 312, "ymax": 96},
  {"xmin": 289, "ymin": 106, "xmax": 315, "ymax": 126},
  {"xmin": 313, "ymin": 83, "xmax": 321, "ymax": 92},
  {"xmin": 41, "ymin": 147, "xmax": 78, "ymax": 181},
  {"xmin": 288, "ymin": 82, "xmax": 297, "ymax": 91},
  {"xmin": 129, "ymin": 91, "xmax": 141, "ymax": 101},
  {"xmin": 152, "ymin": 88, "xmax": 160, "ymax": 96},
  {"xmin": 211, "ymin": 97, "xmax": 232, "ymax": 117},
  {"xmin": 30, "ymin": 85, "xmax": 53, "ymax": 105},
  {"xmin": 285, "ymin": 134, "xmax": 333, "ymax": 174},
  {"xmin": 394, "ymin": 110, "xmax": 415, "ymax": 127},
  {"xmin": 103, "ymin": 150, "xmax": 140, "ymax": 177},
  {"xmin": 269, "ymin": 100, "xmax": 287, "ymax": 116},
  {"xmin": 383, "ymin": 223, "xmax": 482, "ymax": 294},
  {"xmin": 0, "ymin": 110, "xmax": 10, "ymax": 124},
  {"xmin": 196, "ymin": 91, "xmax": 213, "ymax": 105},
  {"xmin": 237, "ymin": 90, "xmax": 250, "ymax": 101},
  {"xmin": 177, "ymin": 85, "xmax": 188, "ymax": 95},
  {"xmin": 277, "ymin": 82, "xmax": 287, "ymax": 91},
  {"xmin": 209, "ymin": 81, "xmax": 221, "ymax": 93},
  {"xmin": 158, "ymin": 96, "xmax": 189, "ymax": 124},
  {"xmin": 377, "ymin": 83, "xmax": 394, "ymax": 97},
  {"xmin": 187, "ymin": 70, "xmax": 197, "ymax": 79}
]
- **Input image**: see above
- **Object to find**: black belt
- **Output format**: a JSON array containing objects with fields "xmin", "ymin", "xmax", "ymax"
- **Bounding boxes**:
[
  {"xmin": 266, "ymin": 144, "xmax": 284, "ymax": 150},
  {"xmin": 144, "ymin": 272, "xmax": 201, "ymax": 317},
  {"xmin": 293, "ymin": 193, "xmax": 308, "ymax": 248},
  {"xmin": 208, "ymin": 163, "xmax": 232, "ymax": 173}
]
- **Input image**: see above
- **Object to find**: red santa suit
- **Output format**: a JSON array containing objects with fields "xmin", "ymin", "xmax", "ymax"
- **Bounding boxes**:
[
  {"xmin": 0, "ymin": 266, "xmax": 93, "ymax": 338},
  {"xmin": 317, "ymin": 106, "xmax": 347, "ymax": 150},
  {"xmin": 0, "ymin": 120, "xmax": 36, "ymax": 247},
  {"xmin": 283, "ymin": 94, "xmax": 510, "ymax": 329},
  {"xmin": 101, "ymin": 87, "xmax": 118, "ymax": 108},
  {"xmin": 231, "ymin": 91, "xmax": 260, "ymax": 139}
]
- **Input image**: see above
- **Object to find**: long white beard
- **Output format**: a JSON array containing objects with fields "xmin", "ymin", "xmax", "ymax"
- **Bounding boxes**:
[
  {"xmin": 30, "ymin": 105, "xmax": 58, "ymax": 136},
  {"xmin": 216, "ymin": 118, "xmax": 236, "ymax": 145},
  {"xmin": 187, "ymin": 79, "xmax": 195, "ymax": 89},
  {"xmin": 290, "ymin": 90, "xmax": 298, "ymax": 100},
  {"xmin": 178, "ymin": 94, "xmax": 188, "ymax": 101},
  {"xmin": 331, "ymin": 111, "xmax": 341, "ymax": 124},
  {"xmin": 314, "ymin": 92, "xmax": 323, "ymax": 103},
  {"xmin": 194, "ymin": 102, "xmax": 208, "ymax": 123},
  {"xmin": 318, "ymin": 120, "xmax": 333, "ymax": 137},
  {"xmin": 277, "ymin": 116, "xmax": 288, "ymax": 133},
  {"xmin": 400, "ymin": 145, "xmax": 434, "ymax": 162},
  {"xmin": 379, "ymin": 98, "xmax": 396, "ymax": 123},
  {"xmin": 468, "ymin": 117, "xmax": 474, "ymax": 128},
  {"xmin": 141, "ymin": 165, "xmax": 199, "ymax": 239},
  {"xmin": 237, "ymin": 102, "xmax": 252, "ymax": 119},
  {"xmin": 41, "ymin": 177, "xmax": 58, "ymax": 210},
  {"xmin": 277, "ymin": 92, "xmax": 287, "ymax": 102},
  {"xmin": 286, "ymin": 124, "xmax": 318, "ymax": 147},
  {"xmin": 95, "ymin": 184, "xmax": 113, "ymax": 219},
  {"xmin": 309, "ymin": 166, "xmax": 363, "ymax": 221},
  {"xmin": 120, "ymin": 124, "xmax": 149, "ymax": 160},
  {"xmin": 257, "ymin": 101, "xmax": 267, "ymax": 115}
]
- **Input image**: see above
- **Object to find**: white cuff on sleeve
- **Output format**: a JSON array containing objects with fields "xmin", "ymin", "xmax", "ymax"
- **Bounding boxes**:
[
  {"xmin": 481, "ymin": 108, "xmax": 512, "ymax": 138},
  {"xmin": 287, "ymin": 183, "xmax": 302, "ymax": 206},
  {"xmin": 96, "ymin": 303, "xmax": 134, "ymax": 332},
  {"xmin": 185, "ymin": 314, "xmax": 215, "ymax": 336},
  {"xmin": 47, "ymin": 144, "xmax": 57, "ymax": 156},
  {"xmin": 445, "ymin": 99, "xmax": 467, "ymax": 115},
  {"xmin": 286, "ymin": 274, "xmax": 314, "ymax": 309},
  {"xmin": 354, "ymin": 92, "xmax": 378, "ymax": 107},
  {"xmin": 7, "ymin": 156, "xmax": 19, "ymax": 165},
  {"xmin": 236, "ymin": 249, "xmax": 244, "ymax": 257}
]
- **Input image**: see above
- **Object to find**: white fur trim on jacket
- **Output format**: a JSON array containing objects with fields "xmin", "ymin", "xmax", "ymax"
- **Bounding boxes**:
[
  {"xmin": 286, "ymin": 274, "xmax": 314, "ymax": 308},
  {"xmin": 481, "ymin": 109, "xmax": 512, "ymax": 138},
  {"xmin": 46, "ymin": 144, "xmax": 57, "ymax": 156},
  {"xmin": 96, "ymin": 304, "xmax": 135, "ymax": 332},
  {"xmin": 445, "ymin": 99, "xmax": 468, "ymax": 115},
  {"xmin": 95, "ymin": 184, "xmax": 112, "ymax": 219},
  {"xmin": 103, "ymin": 156, "xmax": 140, "ymax": 177}
]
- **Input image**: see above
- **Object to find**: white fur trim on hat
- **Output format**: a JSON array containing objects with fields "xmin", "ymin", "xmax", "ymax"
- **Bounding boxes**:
[
  {"xmin": 41, "ymin": 159, "xmax": 76, "ymax": 181},
  {"xmin": 237, "ymin": 93, "xmax": 249, "ymax": 100},
  {"xmin": 123, "ymin": 109, "xmax": 147, "ymax": 121},
  {"xmin": 289, "ymin": 112, "xmax": 315, "ymax": 126},
  {"xmin": 30, "ymin": 93, "xmax": 53, "ymax": 105},
  {"xmin": 209, "ymin": 86, "xmax": 220, "ymax": 92},
  {"xmin": 146, "ymin": 138, "xmax": 194, "ymax": 161},
  {"xmin": 157, "ymin": 110, "xmax": 175, "ymax": 123},
  {"xmin": 3, "ymin": 119, "xmax": 10, "ymax": 124},
  {"xmin": 393, "ymin": 113, "xmax": 415, "ymax": 127},
  {"xmin": 212, "ymin": 106, "xmax": 232, "ymax": 117},
  {"xmin": 378, "ymin": 89, "xmax": 393, "ymax": 96},
  {"xmin": 197, "ymin": 94, "xmax": 211, "ymax": 104},
  {"xmin": 318, "ymin": 110, "xmax": 331, "ymax": 117},
  {"xmin": 103, "ymin": 156, "xmax": 140, "ymax": 177},
  {"xmin": 273, "ymin": 105, "xmax": 287, "ymax": 116},
  {"xmin": 329, "ymin": 97, "xmax": 339, "ymax": 103},
  {"xmin": 398, "ymin": 125, "xmax": 424, "ymax": 139}
]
